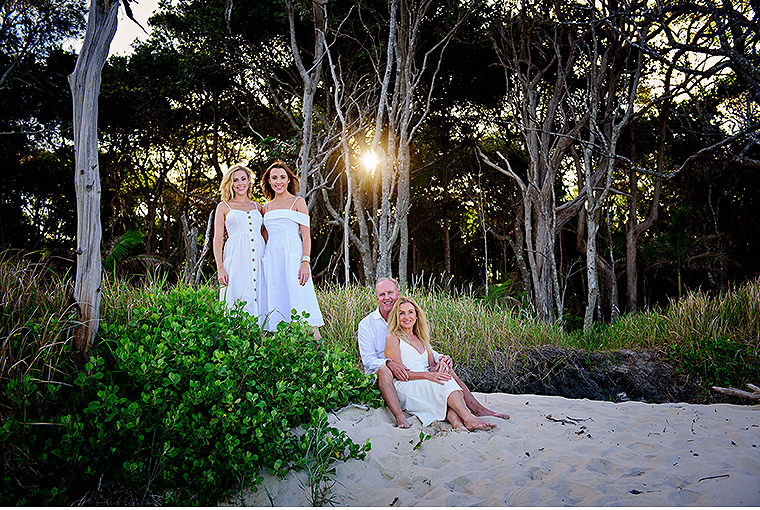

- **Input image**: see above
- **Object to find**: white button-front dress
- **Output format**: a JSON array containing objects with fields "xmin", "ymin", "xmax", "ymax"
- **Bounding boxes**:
[
  {"xmin": 219, "ymin": 207, "xmax": 266, "ymax": 325},
  {"xmin": 261, "ymin": 206, "xmax": 324, "ymax": 331}
]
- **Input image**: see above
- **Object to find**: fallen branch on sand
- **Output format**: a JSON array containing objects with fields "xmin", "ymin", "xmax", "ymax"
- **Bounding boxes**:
[
  {"xmin": 545, "ymin": 414, "xmax": 592, "ymax": 425},
  {"xmin": 711, "ymin": 383, "xmax": 760, "ymax": 402},
  {"xmin": 698, "ymin": 474, "xmax": 730, "ymax": 483}
]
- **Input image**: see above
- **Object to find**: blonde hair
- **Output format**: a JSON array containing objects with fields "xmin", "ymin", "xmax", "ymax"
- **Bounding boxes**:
[
  {"xmin": 220, "ymin": 164, "xmax": 253, "ymax": 202},
  {"xmin": 261, "ymin": 160, "xmax": 300, "ymax": 199},
  {"xmin": 387, "ymin": 296, "xmax": 433, "ymax": 355}
]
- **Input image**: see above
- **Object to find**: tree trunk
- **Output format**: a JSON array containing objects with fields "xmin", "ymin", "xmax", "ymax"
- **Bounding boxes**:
[
  {"xmin": 68, "ymin": 0, "xmax": 119, "ymax": 367},
  {"xmin": 443, "ymin": 216, "xmax": 451, "ymax": 280},
  {"xmin": 397, "ymin": 139, "xmax": 411, "ymax": 284},
  {"xmin": 286, "ymin": 0, "xmax": 326, "ymax": 195},
  {"xmin": 180, "ymin": 213, "xmax": 198, "ymax": 286},
  {"xmin": 376, "ymin": 129, "xmax": 397, "ymax": 278},
  {"xmin": 625, "ymin": 119, "xmax": 666, "ymax": 310},
  {"xmin": 193, "ymin": 208, "xmax": 215, "ymax": 289},
  {"xmin": 584, "ymin": 208, "xmax": 600, "ymax": 330}
]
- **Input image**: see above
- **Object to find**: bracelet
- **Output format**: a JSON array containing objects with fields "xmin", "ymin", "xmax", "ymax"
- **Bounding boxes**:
[{"xmin": 301, "ymin": 255, "xmax": 311, "ymax": 263}]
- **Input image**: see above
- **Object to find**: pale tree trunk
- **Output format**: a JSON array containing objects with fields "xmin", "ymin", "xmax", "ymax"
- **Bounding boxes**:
[
  {"xmin": 372, "ymin": 0, "xmax": 462, "ymax": 284},
  {"xmin": 606, "ymin": 207, "xmax": 619, "ymax": 322},
  {"xmin": 370, "ymin": 0, "xmax": 398, "ymax": 282},
  {"xmin": 482, "ymin": 7, "xmax": 588, "ymax": 323},
  {"xmin": 68, "ymin": 0, "xmax": 120, "ymax": 365},
  {"xmin": 573, "ymin": 11, "xmax": 641, "ymax": 330},
  {"xmin": 180, "ymin": 213, "xmax": 198, "ymax": 286},
  {"xmin": 319, "ymin": 23, "xmax": 379, "ymax": 284},
  {"xmin": 477, "ymin": 169, "xmax": 489, "ymax": 295},
  {"xmin": 582, "ymin": 145, "xmax": 601, "ymax": 330},
  {"xmin": 193, "ymin": 209, "xmax": 215, "ymax": 289},
  {"xmin": 286, "ymin": 0, "xmax": 327, "ymax": 199},
  {"xmin": 397, "ymin": 141, "xmax": 410, "ymax": 284},
  {"xmin": 443, "ymin": 216, "xmax": 451, "ymax": 281},
  {"xmin": 376, "ymin": 127, "xmax": 398, "ymax": 278},
  {"xmin": 322, "ymin": 41, "xmax": 353, "ymax": 284}
]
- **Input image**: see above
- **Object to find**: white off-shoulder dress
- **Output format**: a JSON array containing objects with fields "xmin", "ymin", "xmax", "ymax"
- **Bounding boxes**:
[
  {"xmin": 393, "ymin": 340, "xmax": 462, "ymax": 426},
  {"xmin": 219, "ymin": 203, "xmax": 266, "ymax": 325},
  {"xmin": 261, "ymin": 199, "xmax": 324, "ymax": 331}
]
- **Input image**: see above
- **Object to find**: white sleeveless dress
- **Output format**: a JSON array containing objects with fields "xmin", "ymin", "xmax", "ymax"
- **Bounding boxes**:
[
  {"xmin": 261, "ymin": 202, "xmax": 324, "ymax": 331},
  {"xmin": 393, "ymin": 340, "xmax": 462, "ymax": 426},
  {"xmin": 219, "ymin": 206, "xmax": 266, "ymax": 325}
]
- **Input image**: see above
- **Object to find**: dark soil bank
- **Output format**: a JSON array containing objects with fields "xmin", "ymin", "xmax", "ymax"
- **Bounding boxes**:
[{"xmin": 456, "ymin": 346, "xmax": 739, "ymax": 405}]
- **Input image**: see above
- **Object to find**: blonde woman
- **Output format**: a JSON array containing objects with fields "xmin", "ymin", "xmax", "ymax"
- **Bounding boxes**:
[
  {"xmin": 384, "ymin": 297, "xmax": 497, "ymax": 431},
  {"xmin": 212, "ymin": 164, "xmax": 267, "ymax": 324}
]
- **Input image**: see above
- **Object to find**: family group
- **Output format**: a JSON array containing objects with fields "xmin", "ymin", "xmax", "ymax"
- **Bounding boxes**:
[{"xmin": 215, "ymin": 161, "xmax": 508, "ymax": 430}]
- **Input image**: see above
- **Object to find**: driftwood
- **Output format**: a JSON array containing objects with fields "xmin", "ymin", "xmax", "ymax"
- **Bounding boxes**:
[{"xmin": 711, "ymin": 383, "xmax": 760, "ymax": 402}]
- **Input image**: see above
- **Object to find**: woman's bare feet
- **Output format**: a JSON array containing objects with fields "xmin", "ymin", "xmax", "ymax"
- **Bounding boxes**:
[
  {"xmin": 463, "ymin": 416, "xmax": 497, "ymax": 431},
  {"xmin": 474, "ymin": 407, "xmax": 510, "ymax": 420}
]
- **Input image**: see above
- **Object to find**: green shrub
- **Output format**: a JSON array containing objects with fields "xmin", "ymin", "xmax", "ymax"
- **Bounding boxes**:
[
  {"xmin": 670, "ymin": 334, "xmax": 760, "ymax": 389},
  {"xmin": 2, "ymin": 285, "xmax": 377, "ymax": 505},
  {"xmin": 1, "ymin": 376, "xmax": 90, "ymax": 506}
]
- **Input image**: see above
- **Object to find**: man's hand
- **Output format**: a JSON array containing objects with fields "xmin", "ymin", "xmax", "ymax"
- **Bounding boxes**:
[
  {"xmin": 386, "ymin": 359, "xmax": 410, "ymax": 381},
  {"xmin": 434, "ymin": 354, "xmax": 453, "ymax": 373}
]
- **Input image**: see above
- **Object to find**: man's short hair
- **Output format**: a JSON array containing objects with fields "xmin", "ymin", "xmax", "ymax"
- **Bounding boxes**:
[{"xmin": 375, "ymin": 277, "xmax": 399, "ymax": 291}]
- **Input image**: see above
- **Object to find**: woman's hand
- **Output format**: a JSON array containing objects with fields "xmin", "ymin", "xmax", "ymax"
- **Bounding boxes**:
[
  {"xmin": 298, "ymin": 261, "xmax": 311, "ymax": 285},
  {"xmin": 425, "ymin": 371, "xmax": 452, "ymax": 385},
  {"xmin": 217, "ymin": 267, "xmax": 229, "ymax": 286}
]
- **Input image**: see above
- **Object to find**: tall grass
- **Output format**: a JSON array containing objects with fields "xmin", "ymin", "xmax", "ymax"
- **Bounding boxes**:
[
  {"xmin": 0, "ymin": 253, "xmax": 76, "ymax": 387},
  {"xmin": 319, "ymin": 276, "xmax": 760, "ymax": 380},
  {"xmin": 319, "ymin": 283, "xmax": 564, "ymax": 366},
  {"xmin": 2, "ymin": 249, "xmax": 758, "ymax": 391},
  {"xmin": 579, "ymin": 279, "xmax": 760, "ymax": 352}
]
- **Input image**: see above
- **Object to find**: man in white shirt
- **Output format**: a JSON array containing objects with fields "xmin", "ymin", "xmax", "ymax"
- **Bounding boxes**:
[{"xmin": 358, "ymin": 278, "xmax": 509, "ymax": 428}]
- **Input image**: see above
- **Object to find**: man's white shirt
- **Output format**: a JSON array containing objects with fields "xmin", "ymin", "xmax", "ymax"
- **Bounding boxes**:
[{"xmin": 357, "ymin": 308, "xmax": 439, "ymax": 375}]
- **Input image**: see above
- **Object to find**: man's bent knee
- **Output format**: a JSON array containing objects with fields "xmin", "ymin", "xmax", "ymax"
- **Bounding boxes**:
[{"xmin": 376, "ymin": 365, "xmax": 393, "ymax": 384}]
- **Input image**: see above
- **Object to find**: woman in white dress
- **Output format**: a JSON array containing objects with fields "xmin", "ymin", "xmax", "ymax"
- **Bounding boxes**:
[
  {"xmin": 212, "ymin": 164, "xmax": 267, "ymax": 324},
  {"xmin": 259, "ymin": 160, "xmax": 324, "ymax": 338},
  {"xmin": 384, "ymin": 297, "xmax": 496, "ymax": 431}
]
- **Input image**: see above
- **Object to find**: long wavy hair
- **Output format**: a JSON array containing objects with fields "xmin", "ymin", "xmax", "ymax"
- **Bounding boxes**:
[
  {"xmin": 261, "ymin": 159, "xmax": 300, "ymax": 200},
  {"xmin": 219, "ymin": 164, "xmax": 253, "ymax": 202},
  {"xmin": 387, "ymin": 296, "xmax": 432, "ymax": 354}
]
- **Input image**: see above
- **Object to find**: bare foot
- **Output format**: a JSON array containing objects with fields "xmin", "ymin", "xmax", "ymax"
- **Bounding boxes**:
[
  {"xmin": 474, "ymin": 407, "xmax": 510, "ymax": 420},
  {"xmin": 395, "ymin": 415, "xmax": 411, "ymax": 428},
  {"xmin": 447, "ymin": 410, "xmax": 465, "ymax": 430},
  {"xmin": 464, "ymin": 416, "xmax": 498, "ymax": 432}
]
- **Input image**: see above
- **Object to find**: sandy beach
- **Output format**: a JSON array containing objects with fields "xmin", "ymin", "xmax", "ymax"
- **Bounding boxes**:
[{"xmin": 239, "ymin": 393, "xmax": 760, "ymax": 506}]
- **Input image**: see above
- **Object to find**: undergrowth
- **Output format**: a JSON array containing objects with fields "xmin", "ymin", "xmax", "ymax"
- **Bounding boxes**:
[
  {"xmin": 1, "ymin": 261, "xmax": 377, "ymax": 505},
  {"xmin": 1, "ymin": 251, "xmax": 758, "ymax": 504}
]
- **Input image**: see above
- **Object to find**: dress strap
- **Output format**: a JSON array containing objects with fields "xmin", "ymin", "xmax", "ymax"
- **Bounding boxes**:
[
  {"xmin": 222, "ymin": 200, "xmax": 232, "ymax": 211},
  {"xmin": 289, "ymin": 197, "xmax": 300, "ymax": 210}
]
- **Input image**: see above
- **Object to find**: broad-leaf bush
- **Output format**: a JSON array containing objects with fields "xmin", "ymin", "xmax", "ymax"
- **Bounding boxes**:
[{"xmin": 2, "ymin": 285, "xmax": 377, "ymax": 505}]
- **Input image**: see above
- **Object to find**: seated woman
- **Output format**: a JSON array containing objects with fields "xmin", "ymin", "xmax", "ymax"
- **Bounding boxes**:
[{"xmin": 384, "ymin": 297, "xmax": 497, "ymax": 431}]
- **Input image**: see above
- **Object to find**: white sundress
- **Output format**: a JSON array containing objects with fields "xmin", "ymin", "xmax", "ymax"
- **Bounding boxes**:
[
  {"xmin": 261, "ymin": 199, "xmax": 324, "ymax": 331},
  {"xmin": 393, "ymin": 340, "xmax": 462, "ymax": 426},
  {"xmin": 219, "ymin": 203, "xmax": 266, "ymax": 325}
]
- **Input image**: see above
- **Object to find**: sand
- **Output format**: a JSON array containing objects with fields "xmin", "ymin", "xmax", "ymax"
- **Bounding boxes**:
[{"xmin": 240, "ymin": 393, "xmax": 760, "ymax": 506}]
